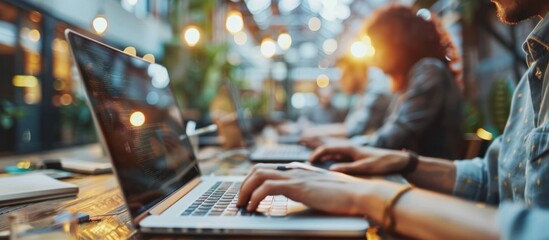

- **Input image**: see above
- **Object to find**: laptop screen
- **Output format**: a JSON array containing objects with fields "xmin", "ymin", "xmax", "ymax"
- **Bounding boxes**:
[
  {"xmin": 66, "ymin": 31, "xmax": 201, "ymax": 219},
  {"xmin": 226, "ymin": 81, "xmax": 255, "ymax": 147}
]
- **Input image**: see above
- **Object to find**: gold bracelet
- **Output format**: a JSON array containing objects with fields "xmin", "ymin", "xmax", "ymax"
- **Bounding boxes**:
[{"xmin": 381, "ymin": 185, "xmax": 414, "ymax": 233}]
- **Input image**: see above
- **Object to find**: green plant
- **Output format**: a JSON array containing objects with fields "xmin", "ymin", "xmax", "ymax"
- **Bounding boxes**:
[
  {"xmin": 0, "ymin": 100, "xmax": 25, "ymax": 129},
  {"xmin": 59, "ymin": 96, "xmax": 96, "ymax": 142},
  {"xmin": 164, "ymin": 0, "xmax": 237, "ymax": 119},
  {"xmin": 463, "ymin": 101, "xmax": 484, "ymax": 133}
]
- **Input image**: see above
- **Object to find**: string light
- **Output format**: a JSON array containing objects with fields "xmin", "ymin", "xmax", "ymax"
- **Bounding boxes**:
[
  {"xmin": 226, "ymin": 11, "xmax": 244, "ymax": 34},
  {"xmin": 308, "ymin": 17, "xmax": 321, "ymax": 31},
  {"xmin": 260, "ymin": 37, "xmax": 276, "ymax": 58},
  {"xmin": 92, "ymin": 15, "xmax": 108, "ymax": 35},
  {"xmin": 130, "ymin": 111, "xmax": 145, "ymax": 127},
  {"xmin": 316, "ymin": 74, "xmax": 330, "ymax": 88},
  {"xmin": 277, "ymin": 33, "xmax": 292, "ymax": 51},
  {"xmin": 182, "ymin": 26, "xmax": 200, "ymax": 47}
]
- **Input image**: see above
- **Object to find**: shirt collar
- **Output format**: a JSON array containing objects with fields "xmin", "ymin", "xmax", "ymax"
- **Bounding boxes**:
[{"xmin": 523, "ymin": 12, "xmax": 549, "ymax": 66}]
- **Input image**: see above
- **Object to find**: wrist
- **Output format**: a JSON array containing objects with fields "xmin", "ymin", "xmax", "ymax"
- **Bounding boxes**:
[{"xmin": 354, "ymin": 180, "xmax": 393, "ymax": 222}]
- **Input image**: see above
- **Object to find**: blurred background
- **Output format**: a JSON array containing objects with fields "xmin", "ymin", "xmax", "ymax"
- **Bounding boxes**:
[{"xmin": 0, "ymin": 0, "xmax": 539, "ymax": 156}]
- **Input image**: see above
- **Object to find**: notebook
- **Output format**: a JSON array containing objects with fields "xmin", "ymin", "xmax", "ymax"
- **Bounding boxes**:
[{"xmin": 0, "ymin": 174, "xmax": 78, "ymax": 207}]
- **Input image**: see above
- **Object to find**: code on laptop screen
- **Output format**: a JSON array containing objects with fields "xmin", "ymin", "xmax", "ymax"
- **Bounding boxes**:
[{"xmin": 67, "ymin": 31, "xmax": 201, "ymax": 219}]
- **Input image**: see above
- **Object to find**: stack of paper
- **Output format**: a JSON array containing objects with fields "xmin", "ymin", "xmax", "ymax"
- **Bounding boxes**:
[{"xmin": 0, "ymin": 173, "xmax": 78, "ymax": 207}]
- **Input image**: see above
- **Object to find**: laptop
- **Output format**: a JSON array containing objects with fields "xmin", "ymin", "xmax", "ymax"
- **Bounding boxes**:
[
  {"xmin": 220, "ymin": 81, "xmax": 313, "ymax": 163},
  {"xmin": 66, "ymin": 30, "xmax": 368, "ymax": 237}
]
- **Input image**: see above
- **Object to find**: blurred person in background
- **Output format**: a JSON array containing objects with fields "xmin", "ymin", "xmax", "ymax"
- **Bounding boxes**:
[
  {"xmin": 301, "ymin": 4, "xmax": 464, "ymax": 159},
  {"xmin": 277, "ymin": 56, "xmax": 393, "ymax": 142},
  {"xmin": 298, "ymin": 85, "xmax": 345, "ymax": 125}
]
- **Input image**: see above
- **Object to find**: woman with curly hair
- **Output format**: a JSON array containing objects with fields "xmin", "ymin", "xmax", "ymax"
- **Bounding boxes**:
[{"xmin": 302, "ymin": 4, "xmax": 464, "ymax": 159}]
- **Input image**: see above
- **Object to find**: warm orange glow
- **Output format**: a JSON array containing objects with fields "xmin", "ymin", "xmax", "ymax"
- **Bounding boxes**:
[
  {"xmin": 60, "ymin": 94, "xmax": 73, "ymax": 106},
  {"xmin": 29, "ymin": 11, "xmax": 42, "ymax": 23},
  {"xmin": 182, "ymin": 26, "xmax": 200, "ymax": 47},
  {"xmin": 92, "ymin": 15, "xmax": 108, "ymax": 35},
  {"xmin": 130, "ymin": 111, "xmax": 146, "ymax": 127},
  {"xmin": 226, "ymin": 11, "xmax": 244, "ymax": 34},
  {"xmin": 260, "ymin": 38, "xmax": 276, "ymax": 58},
  {"xmin": 28, "ymin": 29, "xmax": 41, "ymax": 42},
  {"xmin": 476, "ymin": 128, "xmax": 493, "ymax": 141},
  {"xmin": 124, "ymin": 47, "xmax": 137, "ymax": 56},
  {"xmin": 316, "ymin": 74, "xmax": 330, "ymax": 88},
  {"xmin": 350, "ymin": 36, "xmax": 375, "ymax": 59},
  {"xmin": 12, "ymin": 75, "xmax": 38, "ymax": 87},
  {"xmin": 143, "ymin": 54, "xmax": 155, "ymax": 63}
]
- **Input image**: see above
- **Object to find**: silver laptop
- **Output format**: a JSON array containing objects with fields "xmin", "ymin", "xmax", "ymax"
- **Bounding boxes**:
[
  {"xmin": 66, "ymin": 30, "xmax": 368, "ymax": 236},
  {"xmin": 222, "ymin": 82, "xmax": 312, "ymax": 163}
]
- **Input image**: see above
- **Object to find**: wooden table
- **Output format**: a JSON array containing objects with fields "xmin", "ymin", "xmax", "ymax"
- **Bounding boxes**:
[{"xmin": 0, "ymin": 144, "xmax": 257, "ymax": 239}]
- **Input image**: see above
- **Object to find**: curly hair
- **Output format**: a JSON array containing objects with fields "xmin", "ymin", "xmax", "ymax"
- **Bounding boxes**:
[{"xmin": 364, "ymin": 4, "xmax": 461, "ymax": 88}]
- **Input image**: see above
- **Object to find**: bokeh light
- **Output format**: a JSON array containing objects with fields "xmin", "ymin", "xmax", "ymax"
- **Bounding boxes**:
[
  {"xmin": 261, "ymin": 37, "xmax": 276, "ymax": 58},
  {"xmin": 277, "ymin": 33, "xmax": 292, "ymax": 51},
  {"xmin": 316, "ymin": 74, "xmax": 330, "ymax": 88},
  {"xmin": 130, "ymin": 111, "xmax": 146, "ymax": 127},
  {"xmin": 182, "ymin": 26, "xmax": 200, "ymax": 47},
  {"xmin": 234, "ymin": 31, "xmax": 247, "ymax": 45},
  {"xmin": 143, "ymin": 53, "xmax": 155, "ymax": 63},
  {"xmin": 226, "ymin": 11, "xmax": 244, "ymax": 34},
  {"xmin": 308, "ymin": 17, "xmax": 321, "ymax": 31},
  {"xmin": 123, "ymin": 47, "xmax": 137, "ymax": 56},
  {"xmin": 92, "ymin": 15, "xmax": 108, "ymax": 35}
]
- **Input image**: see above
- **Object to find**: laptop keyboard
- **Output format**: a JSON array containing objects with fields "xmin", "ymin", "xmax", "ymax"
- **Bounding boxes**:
[
  {"xmin": 181, "ymin": 181, "xmax": 288, "ymax": 217},
  {"xmin": 260, "ymin": 145, "xmax": 310, "ymax": 159}
]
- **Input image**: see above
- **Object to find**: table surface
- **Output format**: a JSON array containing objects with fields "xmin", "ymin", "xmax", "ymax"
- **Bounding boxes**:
[{"xmin": 0, "ymin": 144, "xmax": 259, "ymax": 239}]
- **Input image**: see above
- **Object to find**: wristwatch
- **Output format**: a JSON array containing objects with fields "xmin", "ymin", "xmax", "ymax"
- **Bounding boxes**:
[{"xmin": 400, "ymin": 150, "xmax": 419, "ymax": 175}]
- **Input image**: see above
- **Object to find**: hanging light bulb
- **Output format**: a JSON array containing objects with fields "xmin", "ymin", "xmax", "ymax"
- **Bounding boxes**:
[
  {"xmin": 260, "ymin": 37, "xmax": 276, "ymax": 58},
  {"xmin": 182, "ymin": 25, "xmax": 200, "ymax": 47},
  {"xmin": 226, "ymin": 11, "xmax": 244, "ymax": 34},
  {"xmin": 92, "ymin": 15, "xmax": 108, "ymax": 35},
  {"xmin": 277, "ymin": 33, "xmax": 292, "ymax": 51}
]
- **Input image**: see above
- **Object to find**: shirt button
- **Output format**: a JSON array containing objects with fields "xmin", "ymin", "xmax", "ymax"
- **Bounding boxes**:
[
  {"xmin": 518, "ymin": 93, "xmax": 523, "ymax": 98},
  {"xmin": 519, "ymin": 107, "xmax": 523, "ymax": 113},
  {"xmin": 537, "ymin": 178, "xmax": 541, "ymax": 186}
]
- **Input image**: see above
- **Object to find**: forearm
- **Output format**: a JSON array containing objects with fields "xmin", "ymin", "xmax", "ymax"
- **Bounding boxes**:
[
  {"xmin": 360, "ymin": 181, "xmax": 499, "ymax": 240},
  {"xmin": 404, "ymin": 155, "xmax": 456, "ymax": 194}
]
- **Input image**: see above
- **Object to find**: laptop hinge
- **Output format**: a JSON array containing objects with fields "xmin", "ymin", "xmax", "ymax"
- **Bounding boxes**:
[{"xmin": 136, "ymin": 177, "xmax": 202, "ymax": 222}]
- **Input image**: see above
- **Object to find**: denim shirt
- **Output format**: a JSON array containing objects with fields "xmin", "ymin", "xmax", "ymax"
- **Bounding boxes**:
[{"xmin": 452, "ymin": 12, "xmax": 549, "ymax": 239}]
